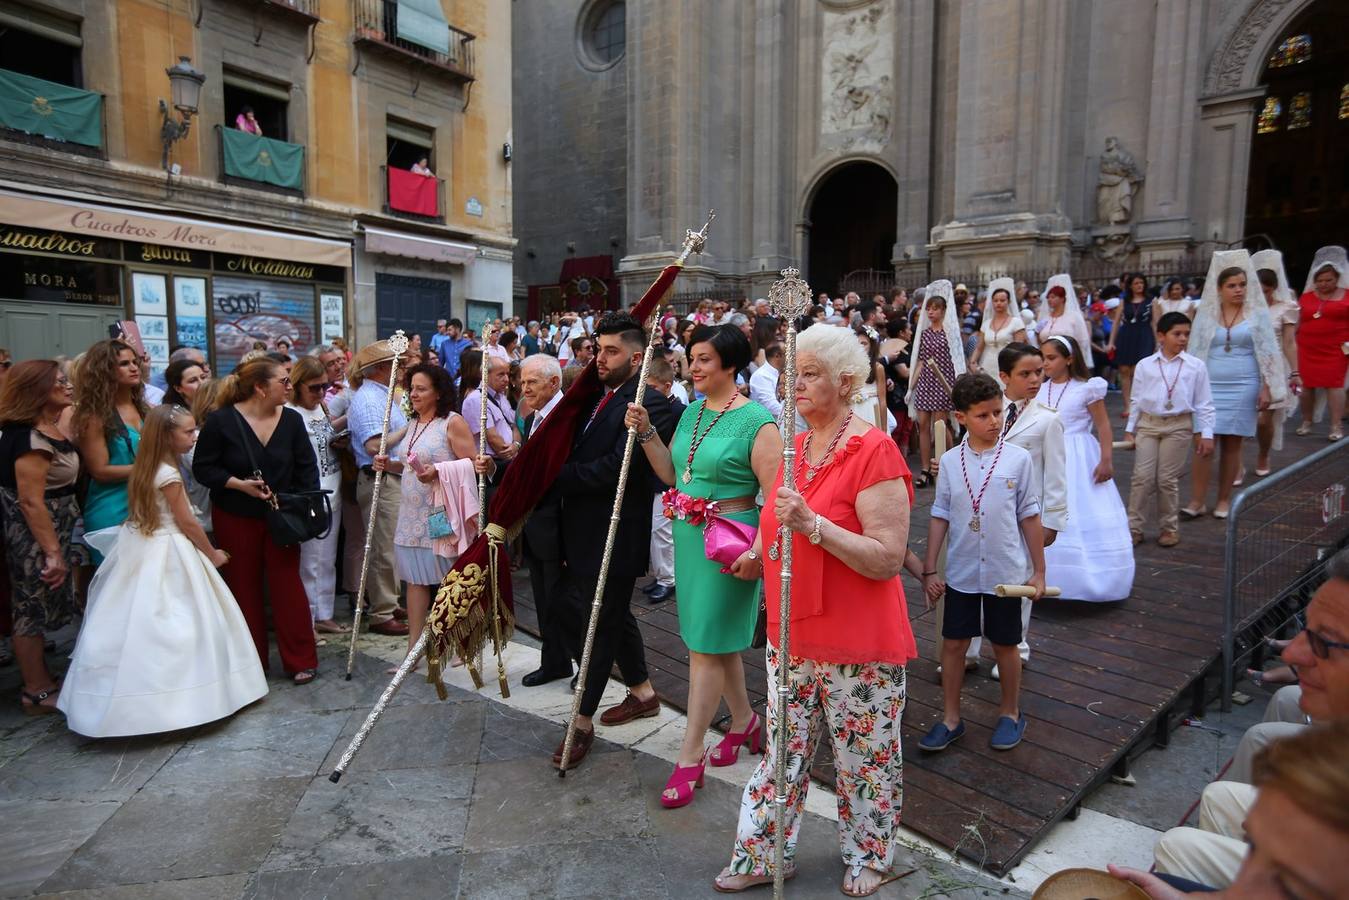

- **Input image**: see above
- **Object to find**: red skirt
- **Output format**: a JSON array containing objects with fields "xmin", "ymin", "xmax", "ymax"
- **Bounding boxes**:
[{"xmin": 1295, "ymin": 293, "xmax": 1349, "ymax": 388}]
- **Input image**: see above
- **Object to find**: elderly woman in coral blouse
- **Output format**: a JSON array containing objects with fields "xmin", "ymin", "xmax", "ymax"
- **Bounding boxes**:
[{"xmin": 714, "ymin": 324, "xmax": 917, "ymax": 898}]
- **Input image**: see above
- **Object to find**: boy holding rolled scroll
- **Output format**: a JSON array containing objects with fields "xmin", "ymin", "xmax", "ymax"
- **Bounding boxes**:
[{"xmin": 921, "ymin": 373, "xmax": 1047, "ymax": 753}]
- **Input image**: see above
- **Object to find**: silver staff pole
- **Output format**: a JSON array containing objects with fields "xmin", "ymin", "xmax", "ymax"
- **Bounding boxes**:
[
  {"xmin": 766, "ymin": 268, "xmax": 812, "ymax": 898},
  {"xmin": 557, "ymin": 213, "xmax": 714, "ymax": 776},
  {"xmin": 478, "ymin": 326, "xmax": 511, "ymax": 698},
  {"xmin": 346, "ymin": 330, "xmax": 410, "ymax": 680}
]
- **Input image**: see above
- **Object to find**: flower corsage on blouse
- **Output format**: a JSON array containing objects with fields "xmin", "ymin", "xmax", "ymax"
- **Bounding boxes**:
[{"xmin": 661, "ymin": 488, "xmax": 725, "ymax": 527}]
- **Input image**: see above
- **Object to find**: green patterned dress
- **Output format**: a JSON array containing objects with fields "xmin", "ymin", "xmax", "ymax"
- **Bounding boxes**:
[{"xmin": 670, "ymin": 400, "xmax": 776, "ymax": 654}]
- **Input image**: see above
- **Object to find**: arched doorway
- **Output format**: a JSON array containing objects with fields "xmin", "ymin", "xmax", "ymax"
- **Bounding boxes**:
[
  {"xmin": 1243, "ymin": 0, "xmax": 1349, "ymax": 282},
  {"xmin": 806, "ymin": 162, "xmax": 898, "ymax": 298}
]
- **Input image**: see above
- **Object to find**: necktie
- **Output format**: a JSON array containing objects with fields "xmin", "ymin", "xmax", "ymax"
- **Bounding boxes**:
[
  {"xmin": 1003, "ymin": 401, "xmax": 1020, "ymax": 435},
  {"xmin": 586, "ymin": 390, "xmax": 613, "ymax": 431}
]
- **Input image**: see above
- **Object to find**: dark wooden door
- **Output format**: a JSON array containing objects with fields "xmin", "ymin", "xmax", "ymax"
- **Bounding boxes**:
[{"xmin": 375, "ymin": 273, "xmax": 451, "ymax": 351}]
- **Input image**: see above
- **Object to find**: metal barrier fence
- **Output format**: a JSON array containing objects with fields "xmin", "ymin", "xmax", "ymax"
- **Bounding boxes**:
[{"xmin": 1223, "ymin": 439, "xmax": 1349, "ymax": 710}]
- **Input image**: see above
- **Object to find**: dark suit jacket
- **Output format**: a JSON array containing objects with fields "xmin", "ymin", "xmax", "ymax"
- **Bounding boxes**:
[
  {"xmin": 556, "ymin": 376, "xmax": 678, "ymax": 577},
  {"xmin": 652, "ymin": 393, "xmax": 686, "ymax": 492},
  {"xmin": 522, "ymin": 407, "xmax": 562, "ymax": 561}
]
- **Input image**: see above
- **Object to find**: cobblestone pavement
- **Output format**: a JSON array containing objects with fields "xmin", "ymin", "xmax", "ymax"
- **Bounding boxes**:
[{"xmin": 0, "ymin": 633, "xmax": 1022, "ymax": 900}]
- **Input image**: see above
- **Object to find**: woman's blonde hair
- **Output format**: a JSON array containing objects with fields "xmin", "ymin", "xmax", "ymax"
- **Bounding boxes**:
[
  {"xmin": 289, "ymin": 356, "xmax": 327, "ymax": 405},
  {"xmin": 795, "ymin": 324, "xmax": 871, "ymax": 389},
  {"xmin": 1254, "ymin": 718, "xmax": 1349, "ymax": 835},
  {"xmin": 217, "ymin": 358, "xmax": 283, "ymax": 407},
  {"xmin": 191, "ymin": 378, "xmax": 225, "ymax": 423},
  {"xmin": 126, "ymin": 405, "xmax": 193, "ymax": 534},
  {"xmin": 72, "ymin": 339, "xmax": 147, "ymax": 443}
]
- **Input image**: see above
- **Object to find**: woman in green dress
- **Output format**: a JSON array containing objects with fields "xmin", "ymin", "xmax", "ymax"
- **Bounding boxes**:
[
  {"xmin": 73, "ymin": 339, "xmax": 146, "ymax": 565},
  {"xmin": 628, "ymin": 324, "xmax": 782, "ymax": 809}
]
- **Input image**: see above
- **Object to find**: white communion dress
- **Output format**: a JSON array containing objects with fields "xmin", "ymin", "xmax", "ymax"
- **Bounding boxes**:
[
  {"xmin": 1035, "ymin": 377, "xmax": 1135, "ymax": 602},
  {"xmin": 58, "ymin": 463, "xmax": 267, "ymax": 737}
]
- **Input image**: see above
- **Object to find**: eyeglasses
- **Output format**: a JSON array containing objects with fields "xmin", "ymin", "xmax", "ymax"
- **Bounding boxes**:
[
  {"xmin": 277, "ymin": 376, "xmax": 292, "ymax": 387},
  {"xmin": 0, "ymin": 361, "xmax": 11, "ymax": 369},
  {"xmin": 1304, "ymin": 629, "xmax": 1349, "ymax": 660},
  {"xmin": 305, "ymin": 382, "xmax": 330, "ymax": 394}
]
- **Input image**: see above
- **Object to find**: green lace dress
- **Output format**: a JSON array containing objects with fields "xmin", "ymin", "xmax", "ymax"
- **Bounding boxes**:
[{"xmin": 670, "ymin": 400, "xmax": 776, "ymax": 654}]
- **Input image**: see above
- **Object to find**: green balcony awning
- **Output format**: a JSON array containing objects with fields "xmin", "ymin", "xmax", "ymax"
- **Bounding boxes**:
[
  {"xmin": 221, "ymin": 128, "xmax": 304, "ymax": 191},
  {"xmin": 396, "ymin": 0, "xmax": 450, "ymax": 55},
  {"xmin": 0, "ymin": 68, "xmax": 102, "ymax": 147}
]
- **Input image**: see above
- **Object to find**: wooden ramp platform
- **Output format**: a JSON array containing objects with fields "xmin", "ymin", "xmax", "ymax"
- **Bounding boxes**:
[{"xmin": 509, "ymin": 402, "xmax": 1323, "ymax": 875}]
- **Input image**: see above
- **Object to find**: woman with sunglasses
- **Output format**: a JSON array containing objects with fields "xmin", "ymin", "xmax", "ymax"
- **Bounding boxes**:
[
  {"xmin": 194, "ymin": 358, "xmax": 320, "ymax": 684},
  {"xmin": 286, "ymin": 356, "xmax": 346, "ymax": 639}
]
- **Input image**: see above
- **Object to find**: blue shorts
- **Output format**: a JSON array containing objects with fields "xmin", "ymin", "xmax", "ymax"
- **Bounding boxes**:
[{"xmin": 942, "ymin": 588, "xmax": 1022, "ymax": 646}]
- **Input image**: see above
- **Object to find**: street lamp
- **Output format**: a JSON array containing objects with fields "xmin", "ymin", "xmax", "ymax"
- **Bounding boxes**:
[{"xmin": 160, "ymin": 56, "xmax": 206, "ymax": 171}]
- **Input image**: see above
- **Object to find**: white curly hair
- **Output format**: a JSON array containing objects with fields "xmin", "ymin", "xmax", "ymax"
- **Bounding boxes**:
[{"xmin": 795, "ymin": 324, "xmax": 870, "ymax": 388}]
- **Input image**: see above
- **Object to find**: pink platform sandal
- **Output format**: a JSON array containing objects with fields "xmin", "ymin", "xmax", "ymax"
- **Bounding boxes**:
[
  {"xmin": 709, "ymin": 712, "xmax": 763, "ymax": 768},
  {"xmin": 660, "ymin": 751, "xmax": 708, "ymax": 809}
]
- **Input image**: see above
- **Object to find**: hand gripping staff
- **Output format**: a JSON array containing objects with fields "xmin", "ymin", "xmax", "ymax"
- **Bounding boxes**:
[
  {"xmin": 329, "ymin": 213, "xmax": 714, "ymax": 785},
  {"xmin": 345, "ymin": 330, "xmax": 409, "ymax": 680},
  {"xmin": 765, "ymin": 268, "xmax": 813, "ymax": 898},
  {"xmin": 556, "ymin": 212, "xmax": 716, "ymax": 777}
]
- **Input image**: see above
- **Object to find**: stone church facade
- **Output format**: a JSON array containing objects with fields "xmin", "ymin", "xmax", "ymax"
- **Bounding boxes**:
[{"xmin": 513, "ymin": 0, "xmax": 1346, "ymax": 305}]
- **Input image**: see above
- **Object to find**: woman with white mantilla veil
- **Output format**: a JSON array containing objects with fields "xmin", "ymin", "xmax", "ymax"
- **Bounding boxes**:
[
  {"xmin": 906, "ymin": 280, "xmax": 965, "ymax": 488},
  {"xmin": 1037, "ymin": 274, "xmax": 1095, "ymax": 369},
  {"xmin": 1182, "ymin": 250, "xmax": 1287, "ymax": 519},
  {"xmin": 968, "ymin": 277, "xmax": 1026, "ymax": 375},
  {"xmin": 1251, "ymin": 249, "xmax": 1300, "ymax": 473},
  {"xmin": 1293, "ymin": 246, "xmax": 1349, "ymax": 441}
]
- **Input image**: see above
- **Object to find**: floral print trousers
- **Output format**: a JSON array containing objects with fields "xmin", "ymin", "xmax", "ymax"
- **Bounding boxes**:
[{"xmin": 729, "ymin": 645, "xmax": 907, "ymax": 877}]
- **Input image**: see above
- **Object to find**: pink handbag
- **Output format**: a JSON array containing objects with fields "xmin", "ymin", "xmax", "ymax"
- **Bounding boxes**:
[{"xmin": 703, "ymin": 515, "xmax": 758, "ymax": 573}]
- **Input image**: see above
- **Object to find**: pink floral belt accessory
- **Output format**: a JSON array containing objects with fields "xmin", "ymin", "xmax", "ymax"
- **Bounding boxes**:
[{"xmin": 662, "ymin": 489, "xmax": 759, "ymax": 573}]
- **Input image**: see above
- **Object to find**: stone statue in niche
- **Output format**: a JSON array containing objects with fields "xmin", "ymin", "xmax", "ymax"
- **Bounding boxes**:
[{"xmin": 1096, "ymin": 137, "xmax": 1144, "ymax": 225}]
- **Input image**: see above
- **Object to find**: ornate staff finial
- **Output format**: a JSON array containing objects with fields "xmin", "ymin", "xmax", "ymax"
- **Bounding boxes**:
[
  {"xmin": 768, "ymin": 267, "xmax": 812, "ymax": 320},
  {"xmin": 387, "ymin": 330, "xmax": 410, "ymax": 356},
  {"xmin": 676, "ymin": 209, "xmax": 717, "ymax": 264}
]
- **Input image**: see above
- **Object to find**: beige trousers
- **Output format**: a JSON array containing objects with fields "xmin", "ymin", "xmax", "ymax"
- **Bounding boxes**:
[
  {"xmin": 1128, "ymin": 412, "xmax": 1193, "ymax": 536},
  {"xmin": 1224, "ymin": 687, "xmax": 1308, "ymax": 784},
  {"xmin": 356, "ymin": 470, "xmax": 401, "ymax": 624},
  {"xmin": 1154, "ymin": 781, "xmax": 1257, "ymax": 888}
]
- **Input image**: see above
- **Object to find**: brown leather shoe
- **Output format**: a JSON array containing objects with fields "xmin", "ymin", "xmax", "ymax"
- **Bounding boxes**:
[
  {"xmin": 1131, "ymin": 531, "xmax": 1144, "ymax": 547},
  {"xmin": 599, "ymin": 692, "xmax": 660, "ymax": 726},
  {"xmin": 552, "ymin": 725, "xmax": 594, "ymax": 769},
  {"xmin": 1157, "ymin": 531, "xmax": 1180, "ymax": 547},
  {"xmin": 369, "ymin": 618, "xmax": 410, "ymax": 636}
]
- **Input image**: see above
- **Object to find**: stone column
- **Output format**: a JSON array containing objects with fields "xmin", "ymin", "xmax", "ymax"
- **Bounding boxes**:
[
  {"xmin": 892, "ymin": 0, "xmax": 936, "ymax": 283},
  {"xmin": 746, "ymin": 0, "xmax": 796, "ymax": 296}
]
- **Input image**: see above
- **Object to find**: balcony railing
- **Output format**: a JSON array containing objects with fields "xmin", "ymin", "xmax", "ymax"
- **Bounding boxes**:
[
  {"xmin": 353, "ymin": 0, "xmax": 476, "ymax": 81},
  {"xmin": 217, "ymin": 125, "xmax": 306, "ymax": 197},
  {"xmin": 382, "ymin": 164, "xmax": 445, "ymax": 222},
  {"xmin": 0, "ymin": 67, "xmax": 104, "ymax": 154}
]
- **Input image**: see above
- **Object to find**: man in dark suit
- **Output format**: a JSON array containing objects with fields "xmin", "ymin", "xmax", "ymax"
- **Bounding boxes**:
[
  {"xmin": 551, "ymin": 312, "xmax": 677, "ymax": 768},
  {"xmin": 517, "ymin": 353, "xmax": 572, "ymax": 687}
]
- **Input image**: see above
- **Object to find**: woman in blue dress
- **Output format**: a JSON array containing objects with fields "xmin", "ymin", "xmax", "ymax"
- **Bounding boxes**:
[
  {"xmin": 1106, "ymin": 273, "xmax": 1156, "ymax": 421},
  {"xmin": 1182, "ymin": 251, "xmax": 1288, "ymax": 520},
  {"xmin": 73, "ymin": 340, "xmax": 147, "ymax": 564}
]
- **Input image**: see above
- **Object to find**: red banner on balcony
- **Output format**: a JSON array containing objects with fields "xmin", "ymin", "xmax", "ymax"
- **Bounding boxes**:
[{"xmin": 387, "ymin": 166, "xmax": 438, "ymax": 217}]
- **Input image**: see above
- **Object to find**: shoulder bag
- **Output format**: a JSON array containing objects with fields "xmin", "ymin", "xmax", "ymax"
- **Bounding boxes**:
[{"xmin": 232, "ymin": 408, "xmax": 332, "ymax": 546}]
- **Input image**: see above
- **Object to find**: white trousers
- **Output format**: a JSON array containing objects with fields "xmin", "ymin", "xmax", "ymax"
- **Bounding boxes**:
[
  {"xmin": 299, "ymin": 498, "xmax": 343, "ymax": 622},
  {"xmin": 649, "ymin": 496, "xmax": 674, "ymax": 587},
  {"xmin": 1154, "ymin": 782, "xmax": 1256, "ymax": 888}
]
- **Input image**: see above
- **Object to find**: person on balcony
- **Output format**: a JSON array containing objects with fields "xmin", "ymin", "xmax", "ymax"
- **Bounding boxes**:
[
  {"xmin": 410, "ymin": 156, "xmax": 434, "ymax": 177},
  {"xmin": 235, "ymin": 106, "xmax": 262, "ymax": 137}
]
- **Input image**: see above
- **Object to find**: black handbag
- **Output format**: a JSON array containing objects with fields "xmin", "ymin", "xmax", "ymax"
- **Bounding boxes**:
[{"xmin": 232, "ymin": 409, "xmax": 332, "ymax": 546}]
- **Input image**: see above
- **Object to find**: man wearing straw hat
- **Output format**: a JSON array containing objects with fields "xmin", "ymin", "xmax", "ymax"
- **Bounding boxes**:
[{"xmin": 346, "ymin": 340, "xmax": 411, "ymax": 637}]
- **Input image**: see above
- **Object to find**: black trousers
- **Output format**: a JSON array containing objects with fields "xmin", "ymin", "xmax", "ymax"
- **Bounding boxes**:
[
  {"xmin": 557, "ymin": 569, "xmax": 647, "ymax": 718},
  {"xmin": 526, "ymin": 549, "xmax": 572, "ymax": 676}
]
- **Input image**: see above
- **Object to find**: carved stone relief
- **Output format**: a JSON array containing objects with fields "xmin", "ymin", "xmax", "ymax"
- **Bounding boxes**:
[
  {"xmin": 1204, "ymin": 0, "xmax": 1302, "ymax": 95},
  {"xmin": 819, "ymin": 0, "xmax": 893, "ymax": 152}
]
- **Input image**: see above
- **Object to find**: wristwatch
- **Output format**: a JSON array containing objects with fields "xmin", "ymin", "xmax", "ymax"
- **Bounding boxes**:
[
  {"xmin": 746, "ymin": 548, "xmax": 760, "ymax": 561},
  {"xmin": 808, "ymin": 514, "xmax": 824, "ymax": 545}
]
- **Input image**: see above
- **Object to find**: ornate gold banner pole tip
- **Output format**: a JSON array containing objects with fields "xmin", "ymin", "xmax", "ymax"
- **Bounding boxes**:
[
  {"xmin": 345, "ymin": 329, "xmax": 411, "ymax": 680},
  {"xmin": 675, "ymin": 209, "xmax": 716, "ymax": 265}
]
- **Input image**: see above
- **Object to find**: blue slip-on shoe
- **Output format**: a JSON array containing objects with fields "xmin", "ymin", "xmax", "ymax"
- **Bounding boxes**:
[
  {"xmin": 918, "ymin": 720, "xmax": 965, "ymax": 752},
  {"xmin": 990, "ymin": 715, "xmax": 1027, "ymax": 750}
]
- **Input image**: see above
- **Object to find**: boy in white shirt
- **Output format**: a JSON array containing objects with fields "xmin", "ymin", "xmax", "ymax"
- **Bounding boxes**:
[
  {"xmin": 1125, "ymin": 312, "xmax": 1216, "ymax": 548},
  {"xmin": 922, "ymin": 373, "xmax": 1047, "ymax": 753}
]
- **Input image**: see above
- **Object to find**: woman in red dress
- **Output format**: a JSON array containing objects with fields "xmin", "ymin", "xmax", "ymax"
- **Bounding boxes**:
[{"xmin": 1295, "ymin": 246, "xmax": 1349, "ymax": 442}]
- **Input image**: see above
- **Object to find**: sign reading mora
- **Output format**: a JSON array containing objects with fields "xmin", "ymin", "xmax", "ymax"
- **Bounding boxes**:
[{"xmin": 0, "ymin": 253, "xmax": 122, "ymax": 306}]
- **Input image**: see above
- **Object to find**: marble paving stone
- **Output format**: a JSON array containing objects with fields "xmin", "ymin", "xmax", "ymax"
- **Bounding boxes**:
[
  {"xmin": 153, "ymin": 708, "xmax": 352, "ymax": 787},
  {"xmin": 243, "ymin": 854, "xmax": 461, "ymax": 900},
  {"xmin": 456, "ymin": 837, "xmax": 666, "ymax": 899},
  {"xmin": 463, "ymin": 750, "xmax": 647, "ymax": 853},
  {"xmin": 319, "ymin": 699, "xmax": 483, "ymax": 774},
  {"xmin": 39, "ymin": 777, "xmax": 310, "ymax": 892},
  {"xmin": 0, "ymin": 800, "xmax": 120, "ymax": 898},
  {"xmin": 476, "ymin": 702, "xmax": 621, "ymax": 765},
  {"xmin": 0, "ymin": 729, "xmax": 182, "ymax": 803},
  {"xmin": 260, "ymin": 766, "xmax": 474, "ymax": 872},
  {"xmin": 0, "ymin": 714, "xmax": 60, "ymax": 771},
  {"xmin": 33, "ymin": 873, "xmax": 249, "ymax": 899}
]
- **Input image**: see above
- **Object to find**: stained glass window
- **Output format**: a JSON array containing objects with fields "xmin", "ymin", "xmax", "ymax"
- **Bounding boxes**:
[
  {"xmin": 1339, "ymin": 84, "xmax": 1349, "ymax": 120},
  {"xmin": 1268, "ymin": 34, "xmax": 1312, "ymax": 68},
  {"xmin": 1258, "ymin": 96, "xmax": 1283, "ymax": 134},
  {"xmin": 1288, "ymin": 92, "xmax": 1312, "ymax": 129}
]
